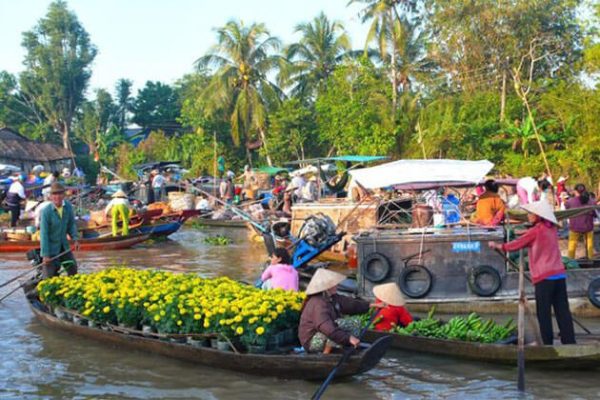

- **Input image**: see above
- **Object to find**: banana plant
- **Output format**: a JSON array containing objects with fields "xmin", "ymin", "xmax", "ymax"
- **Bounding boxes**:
[{"xmin": 501, "ymin": 115, "xmax": 554, "ymax": 157}]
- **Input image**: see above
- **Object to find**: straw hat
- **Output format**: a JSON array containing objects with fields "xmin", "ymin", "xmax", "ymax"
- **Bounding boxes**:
[
  {"xmin": 557, "ymin": 176, "xmax": 567, "ymax": 183},
  {"xmin": 112, "ymin": 189, "xmax": 127, "ymax": 198},
  {"xmin": 521, "ymin": 201, "xmax": 557, "ymax": 225},
  {"xmin": 305, "ymin": 269, "xmax": 346, "ymax": 295},
  {"xmin": 373, "ymin": 282, "xmax": 405, "ymax": 306},
  {"xmin": 50, "ymin": 182, "xmax": 65, "ymax": 194}
]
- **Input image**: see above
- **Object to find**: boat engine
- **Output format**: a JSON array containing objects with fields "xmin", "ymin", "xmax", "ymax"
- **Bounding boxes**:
[{"xmin": 297, "ymin": 214, "xmax": 337, "ymax": 247}]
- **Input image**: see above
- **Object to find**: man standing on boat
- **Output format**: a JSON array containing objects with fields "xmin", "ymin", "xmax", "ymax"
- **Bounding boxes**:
[
  {"xmin": 39, "ymin": 182, "xmax": 79, "ymax": 279},
  {"xmin": 6, "ymin": 173, "xmax": 26, "ymax": 227}
]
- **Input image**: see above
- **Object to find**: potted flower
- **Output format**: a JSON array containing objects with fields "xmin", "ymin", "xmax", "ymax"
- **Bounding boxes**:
[{"xmin": 241, "ymin": 325, "xmax": 269, "ymax": 354}]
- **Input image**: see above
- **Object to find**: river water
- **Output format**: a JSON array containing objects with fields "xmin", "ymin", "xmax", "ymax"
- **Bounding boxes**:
[{"xmin": 1, "ymin": 226, "xmax": 599, "ymax": 399}]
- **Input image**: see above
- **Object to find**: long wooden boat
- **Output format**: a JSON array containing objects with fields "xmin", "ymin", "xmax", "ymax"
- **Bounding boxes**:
[
  {"xmin": 27, "ymin": 297, "xmax": 392, "ymax": 380},
  {"xmin": 364, "ymin": 329, "xmax": 600, "ymax": 368},
  {"xmin": 0, "ymin": 233, "xmax": 151, "ymax": 252}
]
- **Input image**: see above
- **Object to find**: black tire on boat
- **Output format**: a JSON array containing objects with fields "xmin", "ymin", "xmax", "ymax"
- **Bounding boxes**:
[
  {"xmin": 362, "ymin": 252, "xmax": 391, "ymax": 283},
  {"xmin": 398, "ymin": 265, "xmax": 432, "ymax": 298},
  {"xmin": 468, "ymin": 265, "xmax": 502, "ymax": 297},
  {"xmin": 587, "ymin": 277, "xmax": 600, "ymax": 309}
]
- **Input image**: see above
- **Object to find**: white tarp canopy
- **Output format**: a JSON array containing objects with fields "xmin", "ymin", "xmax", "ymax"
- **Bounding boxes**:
[{"xmin": 349, "ymin": 159, "xmax": 494, "ymax": 189}]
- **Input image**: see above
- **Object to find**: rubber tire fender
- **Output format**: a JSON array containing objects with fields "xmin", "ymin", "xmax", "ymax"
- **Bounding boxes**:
[
  {"xmin": 468, "ymin": 265, "xmax": 502, "ymax": 297},
  {"xmin": 398, "ymin": 265, "xmax": 433, "ymax": 299},
  {"xmin": 361, "ymin": 252, "xmax": 391, "ymax": 283},
  {"xmin": 587, "ymin": 277, "xmax": 600, "ymax": 309}
]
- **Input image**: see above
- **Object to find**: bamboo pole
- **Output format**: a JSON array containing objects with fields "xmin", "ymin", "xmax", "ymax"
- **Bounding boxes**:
[{"xmin": 517, "ymin": 248, "xmax": 526, "ymax": 391}]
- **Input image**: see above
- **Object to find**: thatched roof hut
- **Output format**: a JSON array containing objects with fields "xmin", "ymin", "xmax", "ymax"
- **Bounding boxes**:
[{"xmin": 0, "ymin": 127, "xmax": 73, "ymax": 173}]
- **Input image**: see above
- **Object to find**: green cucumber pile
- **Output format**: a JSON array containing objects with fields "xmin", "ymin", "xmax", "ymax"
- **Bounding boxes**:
[
  {"xmin": 391, "ymin": 308, "xmax": 515, "ymax": 343},
  {"xmin": 203, "ymin": 235, "xmax": 232, "ymax": 246}
]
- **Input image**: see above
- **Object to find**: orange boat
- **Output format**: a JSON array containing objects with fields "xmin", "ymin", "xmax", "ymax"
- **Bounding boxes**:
[{"xmin": 0, "ymin": 233, "xmax": 151, "ymax": 253}]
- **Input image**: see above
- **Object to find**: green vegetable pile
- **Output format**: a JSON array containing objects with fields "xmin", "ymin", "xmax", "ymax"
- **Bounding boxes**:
[
  {"xmin": 203, "ymin": 235, "xmax": 232, "ymax": 246},
  {"xmin": 391, "ymin": 308, "xmax": 515, "ymax": 343}
]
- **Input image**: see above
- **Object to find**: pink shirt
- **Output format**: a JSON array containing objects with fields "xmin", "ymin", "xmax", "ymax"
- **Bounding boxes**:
[
  {"xmin": 261, "ymin": 263, "xmax": 299, "ymax": 291},
  {"xmin": 501, "ymin": 221, "xmax": 565, "ymax": 284}
]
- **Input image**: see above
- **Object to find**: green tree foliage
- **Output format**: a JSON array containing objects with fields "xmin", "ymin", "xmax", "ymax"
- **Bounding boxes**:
[
  {"xmin": 19, "ymin": 0, "xmax": 97, "ymax": 149},
  {"xmin": 266, "ymin": 98, "xmax": 319, "ymax": 164},
  {"xmin": 115, "ymin": 78, "xmax": 133, "ymax": 132},
  {"xmin": 315, "ymin": 58, "xmax": 396, "ymax": 155},
  {"xmin": 284, "ymin": 12, "xmax": 351, "ymax": 99},
  {"xmin": 132, "ymin": 81, "xmax": 181, "ymax": 132},
  {"xmin": 195, "ymin": 20, "xmax": 287, "ymax": 165}
]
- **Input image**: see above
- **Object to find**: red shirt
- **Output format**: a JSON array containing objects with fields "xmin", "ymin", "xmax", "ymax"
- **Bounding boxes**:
[
  {"xmin": 501, "ymin": 221, "xmax": 565, "ymax": 284},
  {"xmin": 373, "ymin": 300, "xmax": 413, "ymax": 331}
]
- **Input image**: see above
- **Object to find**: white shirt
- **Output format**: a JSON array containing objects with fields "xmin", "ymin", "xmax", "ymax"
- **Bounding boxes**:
[
  {"xmin": 290, "ymin": 176, "xmax": 305, "ymax": 197},
  {"xmin": 517, "ymin": 177, "xmax": 538, "ymax": 204},
  {"xmin": 104, "ymin": 197, "xmax": 130, "ymax": 215},
  {"xmin": 42, "ymin": 175, "xmax": 56, "ymax": 197},
  {"xmin": 8, "ymin": 181, "xmax": 26, "ymax": 199},
  {"xmin": 152, "ymin": 174, "xmax": 166, "ymax": 188}
]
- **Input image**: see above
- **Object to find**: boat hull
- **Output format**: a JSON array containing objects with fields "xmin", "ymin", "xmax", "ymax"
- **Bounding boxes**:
[
  {"xmin": 365, "ymin": 329, "xmax": 600, "ymax": 368},
  {"xmin": 28, "ymin": 299, "xmax": 391, "ymax": 380},
  {"xmin": 0, "ymin": 233, "xmax": 150, "ymax": 252}
]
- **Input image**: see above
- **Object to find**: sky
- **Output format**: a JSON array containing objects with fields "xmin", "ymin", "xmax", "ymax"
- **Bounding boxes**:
[{"xmin": 0, "ymin": 0, "xmax": 370, "ymax": 95}]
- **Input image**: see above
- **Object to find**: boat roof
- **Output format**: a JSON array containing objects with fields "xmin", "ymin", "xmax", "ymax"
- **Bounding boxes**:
[
  {"xmin": 254, "ymin": 166, "xmax": 289, "ymax": 175},
  {"xmin": 349, "ymin": 159, "xmax": 494, "ymax": 190},
  {"xmin": 134, "ymin": 161, "xmax": 181, "ymax": 171},
  {"xmin": 285, "ymin": 155, "xmax": 388, "ymax": 165}
]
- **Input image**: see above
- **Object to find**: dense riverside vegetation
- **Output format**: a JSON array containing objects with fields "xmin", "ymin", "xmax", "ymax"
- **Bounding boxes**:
[{"xmin": 0, "ymin": 0, "xmax": 599, "ymax": 184}]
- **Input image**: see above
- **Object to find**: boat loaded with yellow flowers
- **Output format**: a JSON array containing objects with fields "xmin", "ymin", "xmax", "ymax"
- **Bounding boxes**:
[{"xmin": 28, "ymin": 268, "xmax": 390, "ymax": 379}]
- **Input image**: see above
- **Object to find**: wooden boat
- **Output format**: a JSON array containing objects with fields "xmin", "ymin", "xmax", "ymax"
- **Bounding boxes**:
[
  {"xmin": 27, "ymin": 297, "xmax": 392, "ymax": 380},
  {"xmin": 364, "ymin": 329, "xmax": 600, "ymax": 368},
  {"xmin": 0, "ymin": 233, "xmax": 151, "ymax": 252}
]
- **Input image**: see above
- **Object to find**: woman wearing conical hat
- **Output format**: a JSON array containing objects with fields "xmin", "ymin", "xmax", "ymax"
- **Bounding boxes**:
[
  {"xmin": 371, "ymin": 282, "xmax": 413, "ymax": 331},
  {"xmin": 489, "ymin": 201, "xmax": 576, "ymax": 345},
  {"xmin": 104, "ymin": 189, "xmax": 132, "ymax": 237},
  {"xmin": 299, "ymin": 269, "xmax": 381, "ymax": 353}
]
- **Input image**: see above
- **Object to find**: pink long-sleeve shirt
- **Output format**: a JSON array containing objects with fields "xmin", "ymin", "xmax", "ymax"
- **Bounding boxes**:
[
  {"xmin": 501, "ymin": 221, "xmax": 566, "ymax": 284},
  {"xmin": 261, "ymin": 263, "xmax": 299, "ymax": 291}
]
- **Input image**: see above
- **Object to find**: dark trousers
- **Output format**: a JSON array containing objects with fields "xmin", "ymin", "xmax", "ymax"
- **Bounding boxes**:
[
  {"xmin": 42, "ymin": 249, "xmax": 78, "ymax": 279},
  {"xmin": 9, "ymin": 205, "xmax": 20, "ymax": 227},
  {"xmin": 535, "ymin": 279, "xmax": 576, "ymax": 345}
]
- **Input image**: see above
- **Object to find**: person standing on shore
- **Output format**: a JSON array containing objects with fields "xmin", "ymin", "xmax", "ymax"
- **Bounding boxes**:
[
  {"xmin": 489, "ymin": 201, "xmax": 576, "ymax": 345},
  {"xmin": 39, "ymin": 183, "xmax": 79, "ymax": 279}
]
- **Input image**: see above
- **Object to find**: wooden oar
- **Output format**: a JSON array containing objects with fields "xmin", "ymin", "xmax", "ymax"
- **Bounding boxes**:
[
  {"xmin": 0, "ymin": 249, "xmax": 71, "ymax": 290},
  {"xmin": 517, "ymin": 249, "xmax": 526, "ymax": 391},
  {"xmin": 495, "ymin": 249, "xmax": 593, "ymax": 335},
  {"xmin": 311, "ymin": 311, "xmax": 380, "ymax": 400}
]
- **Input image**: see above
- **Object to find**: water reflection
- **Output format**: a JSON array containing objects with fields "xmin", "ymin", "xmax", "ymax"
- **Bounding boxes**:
[{"xmin": 1, "ymin": 226, "xmax": 600, "ymax": 399}]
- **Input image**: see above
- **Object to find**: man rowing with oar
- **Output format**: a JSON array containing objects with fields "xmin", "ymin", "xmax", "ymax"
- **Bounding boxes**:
[{"xmin": 39, "ymin": 182, "xmax": 79, "ymax": 278}]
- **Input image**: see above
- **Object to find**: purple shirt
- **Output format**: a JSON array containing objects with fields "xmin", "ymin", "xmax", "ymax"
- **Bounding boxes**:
[
  {"xmin": 565, "ymin": 196, "xmax": 595, "ymax": 233},
  {"xmin": 261, "ymin": 263, "xmax": 299, "ymax": 291}
]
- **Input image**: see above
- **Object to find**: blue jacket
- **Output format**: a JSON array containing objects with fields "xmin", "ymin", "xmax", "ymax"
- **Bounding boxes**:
[{"xmin": 39, "ymin": 201, "xmax": 79, "ymax": 257}]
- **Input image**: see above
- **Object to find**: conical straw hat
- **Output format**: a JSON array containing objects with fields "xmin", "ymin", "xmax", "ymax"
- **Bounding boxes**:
[
  {"xmin": 521, "ymin": 201, "xmax": 557, "ymax": 225},
  {"xmin": 305, "ymin": 269, "xmax": 346, "ymax": 295},
  {"xmin": 373, "ymin": 282, "xmax": 405, "ymax": 306},
  {"xmin": 112, "ymin": 189, "xmax": 127, "ymax": 198}
]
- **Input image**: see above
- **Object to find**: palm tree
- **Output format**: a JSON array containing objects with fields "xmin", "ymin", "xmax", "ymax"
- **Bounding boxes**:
[
  {"xmin": 284, "ymin": 12, "xmax": 351, "ymax": 99},
  {"xmin": 195, "ymin": 20, "xmax": 286, "ymax": 166},
  {"xmin": 380, "ymin": 16, "xmax": 433, "ymax": 93},
  {"xmin": 349, "ymin": 0, "xmax": 415, "ymax": 109}
]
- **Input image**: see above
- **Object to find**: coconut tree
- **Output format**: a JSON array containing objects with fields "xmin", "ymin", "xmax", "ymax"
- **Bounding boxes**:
[
  {"xmin": 195, "ymin": 20, "xmax": 286, "ymax": 166},
  {"xmin": 348, "ymin": 0, "xmax": 416, "ymax": 109},
  {"xmin": 284, "ymin": 12, "xmax": 351, "ymax": 99},
  {"xmin": 378, "ymin": 15, "xmax": 433, "ymax": 93}
]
